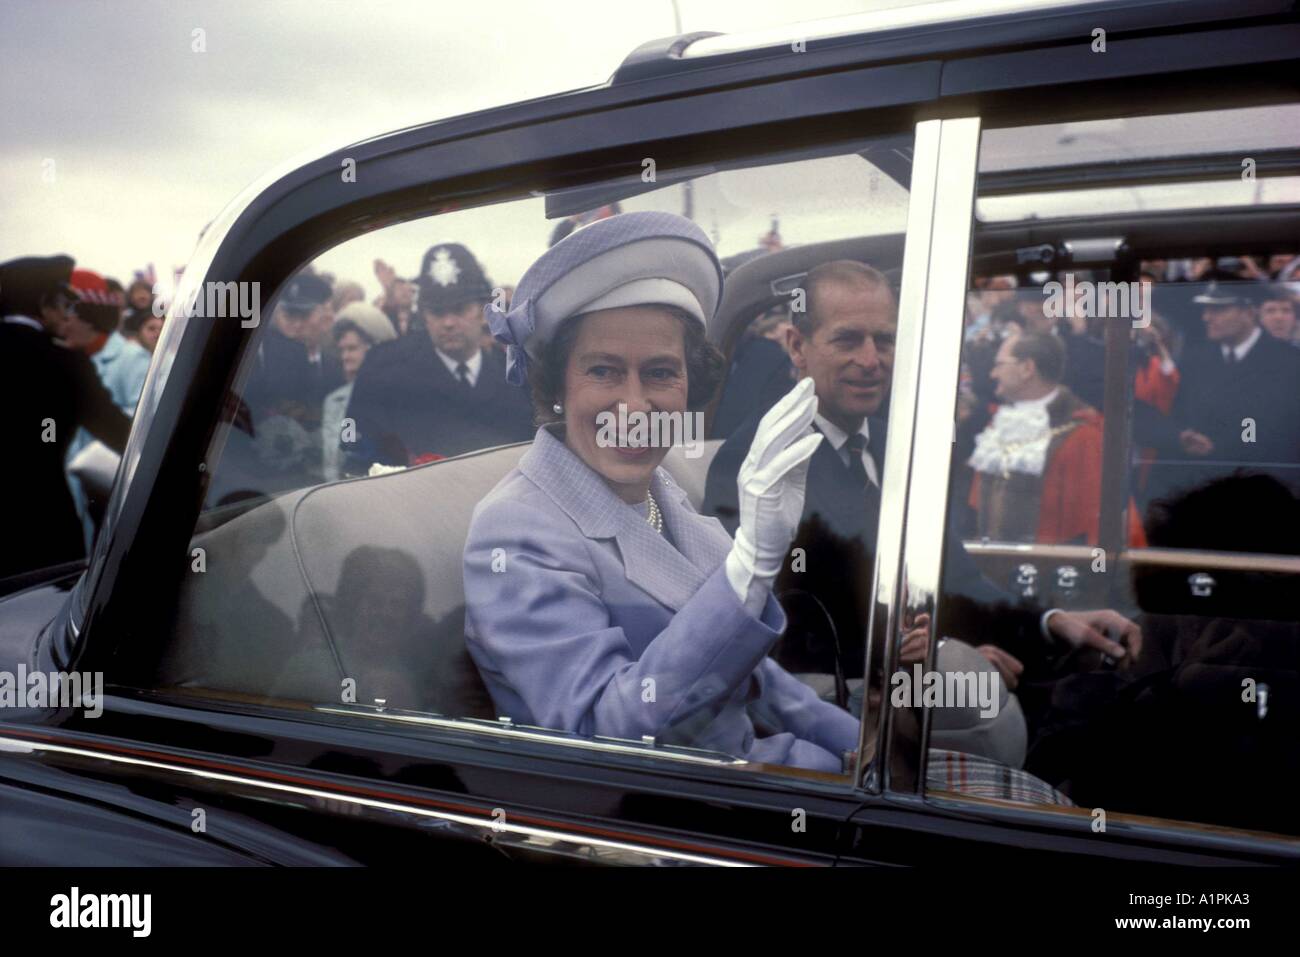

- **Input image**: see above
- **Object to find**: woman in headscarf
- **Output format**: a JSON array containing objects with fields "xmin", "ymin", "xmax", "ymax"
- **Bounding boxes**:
[{"xmin": 463, "ymin": 211, "xmax": 859, "ymax": 772}]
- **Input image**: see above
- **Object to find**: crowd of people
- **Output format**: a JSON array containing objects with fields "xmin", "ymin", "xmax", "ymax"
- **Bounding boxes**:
[
  {"xmin": 953, "ymin": 256, "xmax": 1300, "ymax": 545},
  {"xmin": 8, "ymin": 237, "xmax": 1297, "ymax": 588}
]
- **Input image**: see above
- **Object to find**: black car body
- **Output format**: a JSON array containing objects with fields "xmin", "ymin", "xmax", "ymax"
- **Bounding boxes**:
[{"xmin": 3, "ymin": 0, "xmax": 1299, "ymax": 866}]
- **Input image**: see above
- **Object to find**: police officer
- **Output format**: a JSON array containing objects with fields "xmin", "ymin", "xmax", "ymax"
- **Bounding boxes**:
[
  {"xmin": 1157, "ymin": 274, "xmax": 1300, "ymax": 495},
  {"xmin": 0, "ymin": 255, "xmax": 132, "ymax": 578},
  {"xmin": 245, "ymin": 272, "xmax": 341, "ymax": 431},
  {"xmin": 344, "ymin": 242, "xmax": 533, "ymax": 471}
]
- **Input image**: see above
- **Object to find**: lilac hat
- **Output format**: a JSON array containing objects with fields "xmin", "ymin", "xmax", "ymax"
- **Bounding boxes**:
[{"xmin": 487, "ymin": 211, "xmax": 723, "ymax": 386}]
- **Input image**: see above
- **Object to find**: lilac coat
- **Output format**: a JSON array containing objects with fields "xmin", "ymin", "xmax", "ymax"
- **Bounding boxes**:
[{"xmin": 462, "ymin": 426, "xmax": 860, "ymax": 772}]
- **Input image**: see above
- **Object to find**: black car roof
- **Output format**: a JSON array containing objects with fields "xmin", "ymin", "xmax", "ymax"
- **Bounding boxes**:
[
  {"xmin": 343, "ymin": 0, "xmax": 1295, "ymax": 167},
  {"xmin": 611, "ymin": 0, "xmax": 1294, "ymax": 83}
]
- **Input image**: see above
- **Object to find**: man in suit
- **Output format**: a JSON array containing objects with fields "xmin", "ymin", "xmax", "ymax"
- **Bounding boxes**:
[
  {"xmin": 703, "ymin": 261, "xmax": 1139, "ymax": 701},
  {"xmin": 245, "ymin": 273, "xmax": 343, "ymax": 431},
  {"xmin": 1162, "ymin": 277, "xmax": 1300, "ymax": 493},
  {"xmin": 0, "ymin": 255, "xmax": 131, "ymax": 579},
  {"xmin": 344, "ymin": 243, "xmax": 534, "ymax": 472}
]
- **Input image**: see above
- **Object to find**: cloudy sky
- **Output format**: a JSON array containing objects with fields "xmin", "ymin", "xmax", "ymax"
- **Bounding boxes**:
[{"xmin": 1, "ymin": 0, "xmax": 937, "ymax": 298}]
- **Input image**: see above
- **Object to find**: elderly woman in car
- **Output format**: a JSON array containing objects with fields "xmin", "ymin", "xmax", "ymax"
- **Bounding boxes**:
[{"xmin": 462, "ymin": 211, "xmax": 859, "ymax": 772}]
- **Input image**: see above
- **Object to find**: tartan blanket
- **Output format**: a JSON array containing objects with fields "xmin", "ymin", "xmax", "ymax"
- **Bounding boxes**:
[{"xmin": 927, "ymin": 748, "xmax": 1074, "ymax": 806}]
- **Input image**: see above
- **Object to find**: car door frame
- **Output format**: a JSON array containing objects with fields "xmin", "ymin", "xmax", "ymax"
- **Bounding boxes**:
[
  {"xmin": 8, "ymin": 7, "xmax": 1300, "ymax": 866},
  {"xmin": 847, "ymin": 33, "xmax": 1300, "ymax": 862}
]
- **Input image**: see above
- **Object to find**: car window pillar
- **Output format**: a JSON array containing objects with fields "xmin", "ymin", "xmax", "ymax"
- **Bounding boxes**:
[{"xmin": 858, "ymin": 116, "xmax": 982, "ymax": 794}]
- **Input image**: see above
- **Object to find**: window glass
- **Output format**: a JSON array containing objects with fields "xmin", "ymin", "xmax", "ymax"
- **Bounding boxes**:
[
  {"xmin": 157, "ymin": 132, "xmax": 942, "ymax": 783},
  {"xmin": 936, "ymin": 103, "xmax": 1300, "ymax": 836},
  {"xmin": 976, "ymin": 104, "xmax": 1300, "ymax": 222}
]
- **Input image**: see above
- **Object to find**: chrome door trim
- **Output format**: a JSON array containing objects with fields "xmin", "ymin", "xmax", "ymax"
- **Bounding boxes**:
[
  {"xmin": 313, "ymin": 704, "xmax": 748, "ymax": 767},
  {"xmin": 0, "ymin": 733, "xmax": 747, "ymax": 867},
  {"xmin": 859, "ymin": 116, "xmax": 982, "ymax": 794}
]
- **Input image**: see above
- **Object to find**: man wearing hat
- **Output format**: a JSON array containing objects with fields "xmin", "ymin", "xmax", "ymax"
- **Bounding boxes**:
[
  {"xmin": 0, "ymin": 255, "xmax": 131, "ymax": 579},
  {"xmin": 1162, "ymin": 274, "xmax": 1300, "ymax": 486},
  {"xmin": 245, "ymin": 271, "xmax": 343, "ymax": 432},
  {"xmin": 344, "ymin": 242, "xmax": 532, "ymax": 471}
]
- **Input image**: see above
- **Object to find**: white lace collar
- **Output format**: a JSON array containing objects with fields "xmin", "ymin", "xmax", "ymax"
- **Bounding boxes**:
[{"xmin": 967, "ymin": 389, "xmax": 1064, "ymax": 478}]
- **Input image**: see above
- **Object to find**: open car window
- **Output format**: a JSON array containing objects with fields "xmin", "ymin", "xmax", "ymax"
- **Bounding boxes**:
[
  {"xmin": 149, "ymin": 128, "xmax": 949, "ymax": 787},
  {"xmin": 937, "ymin": 101, "xmax": 1300, "ymax": 837}
]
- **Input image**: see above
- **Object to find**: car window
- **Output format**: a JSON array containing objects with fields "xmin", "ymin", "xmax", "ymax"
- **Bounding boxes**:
[
  {"xmin": 976, "ymin": 103, "xmax": 1300, "ymax": 221},
  {"xmin": 154, "ymin": 129, "xmax": 933, "ymax": 784},
  {"xmin": 936, "ymin": 103, "xmax": 1300, "ymax": 836}
]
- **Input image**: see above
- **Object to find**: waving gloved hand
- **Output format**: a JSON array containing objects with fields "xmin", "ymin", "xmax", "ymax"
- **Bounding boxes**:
[{"xmin": 725, "ymin": 377, "xmax": 824, "ymax": 616}]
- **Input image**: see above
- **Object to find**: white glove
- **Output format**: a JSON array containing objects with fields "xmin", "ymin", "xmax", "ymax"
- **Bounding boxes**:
[{"xmin": 725, "ymin": 377, "xmax": 824, "ymax": 616}]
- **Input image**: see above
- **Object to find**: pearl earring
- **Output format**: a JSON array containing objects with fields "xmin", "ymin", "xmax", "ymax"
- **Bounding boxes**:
[{"xmin": 552, "ymin": 402, "xmax": 563, "ymax": 415}]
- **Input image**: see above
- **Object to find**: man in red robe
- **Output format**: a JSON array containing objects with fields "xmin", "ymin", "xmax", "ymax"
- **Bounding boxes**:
[{"xmin": 969, "ymin": 330, "xmax": 1144, "ymax": 546}]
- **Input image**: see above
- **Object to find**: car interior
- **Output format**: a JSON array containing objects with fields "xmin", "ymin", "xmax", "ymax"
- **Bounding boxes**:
[
  {"xmin": 151, "ymin": 103, "xmax": 1300, "ymax": 835},
  {"xmin": 161, "ymin": 226, "xmax": 915, "ymax": 714}
]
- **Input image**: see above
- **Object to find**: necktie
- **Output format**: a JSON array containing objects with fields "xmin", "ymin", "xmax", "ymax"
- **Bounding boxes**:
[
  {"xmin": 1223, "ymin": 349, "xmax": 1236, "ymax": 366},
  {"xmin": 844, "ymin": 433, "xmax": 871, "ymax": 490},
  {"xmin": 456, "ymin": 362, "xmax": 472, "ymax": 387}
]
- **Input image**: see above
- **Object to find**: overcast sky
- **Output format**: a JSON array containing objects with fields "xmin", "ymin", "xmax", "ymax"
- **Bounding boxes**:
[{"xmin": 0, "ymin": 0, "xmax": 938, "ymax": 299}]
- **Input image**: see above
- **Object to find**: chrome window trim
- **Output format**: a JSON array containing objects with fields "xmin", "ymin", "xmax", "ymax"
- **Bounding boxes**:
[
  {"xmin": 863, "ymin": 116, "xmax": 982, "ymax": 794},
  {"xmin": 313, "ymin": 705, "xmax": 748, "ymax": 768},
  {"xmin": 855, "ymin": 118, "xmax": 943, "ymax": 790},
  {"xmin": 0, "ymin": 734, "xmax": 741, "ymax": 866}
]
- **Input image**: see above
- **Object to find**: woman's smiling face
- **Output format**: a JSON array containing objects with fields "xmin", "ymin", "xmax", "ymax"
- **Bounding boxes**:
[{"xmin": 561, "ymin": 306, "xmax": 689, "ymax": 504}]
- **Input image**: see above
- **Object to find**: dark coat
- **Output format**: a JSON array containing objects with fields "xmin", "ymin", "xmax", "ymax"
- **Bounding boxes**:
[
  {"xmin": 1148, "ymin": 328, "xmax": 1300, "ymax": 499},
  {"xmin": 0, "ymin": 321, "xmax": 131, "ymax": 578},
  {"xmin": 245, "ymin": 328, "xmax": 343, "ymax": 431},
  {"xmin": 709, "ymin": 337, "xmax": 794, "ymax": 440},
  {"xmin": 1062, "ymin": 331, "xmax": 1106, "ymax": 412},
  {"xmin": 343, "ymin": 330, "xmax": 534, "ymax": 471},
  {"xmin": 702, "ymin": 410, "xmax": 1043, "ymax": 682},
  {"xmin": 1173, "ymin": 331, "xmax": 1300, "ymax": 464}
]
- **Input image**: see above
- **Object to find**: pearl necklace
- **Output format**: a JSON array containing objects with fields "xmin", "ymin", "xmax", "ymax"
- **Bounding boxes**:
[{"xmin": 645, "ymin": 491, "xmax": 664, "ymax": 535}]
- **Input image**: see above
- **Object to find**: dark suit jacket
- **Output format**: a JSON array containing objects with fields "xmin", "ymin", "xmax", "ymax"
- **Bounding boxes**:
[
  {"xmin": 709, "ymin": 337, "xmax": 795, "ymax": 440},
  {"xmin": 702, "ymin": 410, "xmax": 1043, "ymax": 681},
  {"xmin": 1063, "ymin": 332, "xmax": 1106, "ymax": 412},
  {"xmin": 0, "ymin": 321, "xmax": 131, "ymax": 578},
  {"xmin": 344, "ymin": 331, "xmax": 534, "ymax": 470},
  {"xmin": 245, "ymin": 328, "xmax": 343, "ymax": 430},
  {"xmin": 1145, "ymin": 329, "xmax": 1300, "ymax": 500},
  {"xmin": 1171, "ymin": 331, "xmax": 1300, "ymax": 465}
]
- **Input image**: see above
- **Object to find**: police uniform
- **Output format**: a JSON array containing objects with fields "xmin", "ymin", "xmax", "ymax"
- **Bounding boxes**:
[
  {"xmin": 1151, "ymin": 278, "xmax": 1300, "ymax": 500},
  {"xmin": 245, "ymin": 273, "xmax": 342, "ymax": 431},
  {"xmin": 344, "ymin": 243, "xmax": 533, "ymax": 471}
]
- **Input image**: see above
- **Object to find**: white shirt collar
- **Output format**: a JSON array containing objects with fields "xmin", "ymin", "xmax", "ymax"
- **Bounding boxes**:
[
  {"xmin": 435, "ymin": 347, "xmax": 482, "ymax": 385},
  {"xmin": 1011, "ymin": 386, "xmax": 1059, "ymax": 414},
  {"xmin": 3, "ymin": 315, "xmax": 44, "ymax": 332},
  {"xmin": 1222, "ymin": 325, "xmax": 1262, "ymax": 362},
  {"xmin": 813, "ymin": 412, "xmax": 868, "ymax": 451},
  {"xmin": 813, "ymin": 413, "xmax": 879, "ymax": 486}
]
